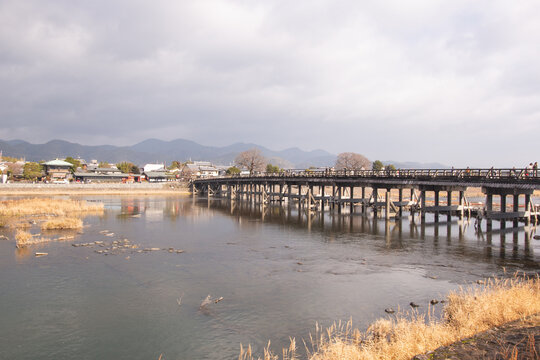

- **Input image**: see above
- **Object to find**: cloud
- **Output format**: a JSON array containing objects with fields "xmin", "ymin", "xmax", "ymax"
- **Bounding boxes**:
[{"xmin": 0, "ymin": 0, "xmax": 539, "ymax": 166}]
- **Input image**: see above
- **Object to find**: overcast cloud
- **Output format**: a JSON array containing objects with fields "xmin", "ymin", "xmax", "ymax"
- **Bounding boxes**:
[{"xmin": 0, "ymin": 0, "xmax": 539, "ymax": 166}]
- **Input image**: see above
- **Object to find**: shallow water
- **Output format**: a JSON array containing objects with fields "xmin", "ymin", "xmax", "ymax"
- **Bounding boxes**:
[{"xmin": 0, "ymin": 196, "xmax": 538, "ymax": 359}]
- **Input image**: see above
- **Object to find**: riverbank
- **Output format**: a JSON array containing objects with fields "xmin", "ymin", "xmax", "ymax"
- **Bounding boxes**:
[
  {"xmin": 0, "ymin": 182, "xmax": 190, "ymax": 196},
  {"xmin": 413, "ymin": 313, "xmax": 539, "ymax": 360},
  {"xmin": 240, "ymin": 274, "xmax": 540, "ymax": 360}
]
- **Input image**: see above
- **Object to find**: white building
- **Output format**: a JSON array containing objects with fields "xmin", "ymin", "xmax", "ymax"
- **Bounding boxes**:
[{"xmin": 142, "ymin": 163, "xmax": 166, "ymax": 173}]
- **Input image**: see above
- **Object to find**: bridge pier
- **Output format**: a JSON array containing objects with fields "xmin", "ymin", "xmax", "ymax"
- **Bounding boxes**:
[{"xmin": 482, "ymin": 187, "xmax": 535, "ymax": 231}]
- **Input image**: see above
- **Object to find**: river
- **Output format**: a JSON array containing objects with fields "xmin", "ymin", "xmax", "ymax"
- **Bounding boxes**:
[{"xmin": 0, "ymin": 196, "xmax": 538, "ymax": 359}]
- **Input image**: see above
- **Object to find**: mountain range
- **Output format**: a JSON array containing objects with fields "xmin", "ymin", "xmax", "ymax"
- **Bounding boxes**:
[{"xmin": 0, "ymin": 138, "xmax": 448, "ymax": 169}]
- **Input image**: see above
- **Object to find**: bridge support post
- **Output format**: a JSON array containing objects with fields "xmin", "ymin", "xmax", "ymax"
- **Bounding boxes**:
[
  {"xmin": 321, "ymin": 185, "xmax": 325, "ymax": 210},
  {"xmin": 373, "ymin": 187, "xmax": 378, "ymax": 218},
  {"xmin": 486, "ymin": 193, "xmax": 493, "ymax": 231},
  {"xmin": 513, "ymin": 194, "xmax": 519, "ymax": 227},
  {"xmin": 447, "ymin": 191, "xmax": 452, "ymax": 221},
  {"xmin": 330, "ymin": 184, "xmax": 336, "ymax": 211},
  {"xmin": 350, "ymin": 186, "xmax": 354, "ymax": 213},
  {"xmin": 458, "ymin": 191, "xmax": 464, "ymax": 219},
  {"xmin": 298, "ymin": 184, "xmax": 303, "ymax": 210},
  {"xmin": 420, "ymin": 190, "xmax": 426, "ymax": 221},
  {"xmin": 361, "ymin": 187, "xmax": 366, "ymax": 214},
  {"xmin": 287, "ymin": 184, "xmax": 292, "ymax": 207},
  {"xmin": 525, "ymin": 194, "xmax": 531, "ymax": 225},
  {"xmin": 500, "ymin": 194, "xmax": 507, "ymax": 229},
  {"xmin": 434, "ymin": 191, "xmax": 439, "ymax": 223},
  {"xmin": 337, "ymin": 186, "xmax": 342, "ymax": 214},
  {"xmin": 398, "ymin": 188, "xmax": 403, "ymax": 218},
  {"xmin": 385, "ymin": 190, "xmax": 391, "ymax": 219}
]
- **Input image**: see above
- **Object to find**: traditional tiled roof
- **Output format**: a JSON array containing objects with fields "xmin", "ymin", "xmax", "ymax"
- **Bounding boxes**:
[
  {"xmin": 144, "ymin": 171, "xmax": 171, "ymax": 178},
  {"xmin": 43, "ymin": 159, "xmax": 73, "ymax": 167},
  {"xmin": 73, "ymin": 172, "xmax": 129, "ymax": 178}
]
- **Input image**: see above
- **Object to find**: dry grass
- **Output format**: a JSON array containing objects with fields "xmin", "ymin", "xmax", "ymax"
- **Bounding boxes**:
[
  {"xmin": 15, "ymin": 230, "xmax": 52, "ymax": 248},
  {"xmin": 41, "ymin": 217, "xmax": 83, "ymax": 230},
  {"xmin": 10, "ymin": 221, "xmax": 32, "ymax": 229},
  {"xmin": 0, "ymin": 198, "xmax": 104, "ymax": 217},
  {"xmin": 14, "ymin": 229, "xmax": 73, "ymax": 248},
  {"xmin": 15, "ymin": 230, "xmax": 33, "ymax": 247},
  {"xmin": 240, "ymin": 274, "xmax": 540, "ymax": 360}
]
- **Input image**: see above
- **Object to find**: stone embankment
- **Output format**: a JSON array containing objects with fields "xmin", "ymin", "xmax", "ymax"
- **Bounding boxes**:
[{"xmin": 0, "ymin": 182, "xmax": 189, "ymax": 195}]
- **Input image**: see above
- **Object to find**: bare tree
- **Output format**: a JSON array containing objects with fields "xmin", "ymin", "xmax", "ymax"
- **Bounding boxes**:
[
  {"xmin": 335, "ymin": 152, "xmax": 371, "ymax": 170},
  {"xmin": 235, "ymin": 149, "xmax": 266, "ymax": 175}
]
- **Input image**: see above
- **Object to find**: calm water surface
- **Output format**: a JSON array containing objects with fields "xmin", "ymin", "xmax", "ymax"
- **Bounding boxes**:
[{"xmin": 0, "ymin": 196, "xmax": 538, "ymax": 359}]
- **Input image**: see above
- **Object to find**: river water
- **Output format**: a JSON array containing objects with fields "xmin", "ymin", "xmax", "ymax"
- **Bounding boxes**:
[{"xmin": 0, "ymin": 196, "xmax": 538, "ymax": 359}]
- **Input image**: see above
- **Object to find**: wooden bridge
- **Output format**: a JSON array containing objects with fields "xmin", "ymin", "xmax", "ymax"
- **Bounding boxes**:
[{"xmin": 191, "ymin": 168, "xmax": 540, "ymax": 230}]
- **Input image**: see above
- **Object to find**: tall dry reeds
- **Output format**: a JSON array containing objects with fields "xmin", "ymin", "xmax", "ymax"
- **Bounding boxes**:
[
  {"xmin": 41, "ymin": 217, "xmax": 83, "ymax": 230},
  {"xmin": 15, "ymin": 230, "xmax": 33, "ymax": 247},
  {"xmin": 240, "ymin": 274, "xmax": 540, "ymax": 360},
  {"xmin": 0, "ymin": 198, "xmax": 103, "ymax": 217},
  {"xmin": 15, "ymin": 229, "xmax": 65, "ymax": 248}
]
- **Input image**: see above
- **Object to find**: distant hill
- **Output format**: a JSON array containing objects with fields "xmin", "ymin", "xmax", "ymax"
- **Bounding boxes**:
[
  {"xmin": 0, "ymin": 138, "xmax": 447, "ymax": 169},
  {"xmin": 0, "ymin": 138, "xmax": 336, "ymax": 168}
]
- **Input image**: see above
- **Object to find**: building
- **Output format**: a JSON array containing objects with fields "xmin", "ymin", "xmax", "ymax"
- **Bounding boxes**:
[
  {"xmin": 143, "ymin": 171, "xmax": 173, "ymax": 182},
  {"xmin": 43, "ymin": 159, "xmax": 73, "ymax": 180},
  {"xmin": 73, "ymin": 166, "xmax": 135, "ymax": 183},
  {"xmin": 73, "ymin": 171, "xmax": 132, "ymax": 183},
  {"xmin": 181, "ymin": 161, "xmax": 220, "ymax": 178},
  {"xmin": 0, "ymin": 163, "xmax": 7, "ymax": 183},
  {"xmin": 142, "ymin": 163, "xmax": 166, "ymax": 173}
]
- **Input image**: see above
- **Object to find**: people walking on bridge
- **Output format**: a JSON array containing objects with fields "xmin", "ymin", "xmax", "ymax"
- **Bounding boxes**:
[
  {"xmin": 526, "ymin": 163, "xmax": 533, "ymax": 177},
  {"xmin": 534, "ymin": 162, "xmax": 538, "ymax": 176}
]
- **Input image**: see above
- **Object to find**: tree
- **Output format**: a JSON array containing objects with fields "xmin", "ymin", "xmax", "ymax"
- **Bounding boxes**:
[
  {"xmin": 7, "ymin": 162, "xmax": 23, "ymax": 179},
  {"xmin": 98, "ymin": 161, "xmax": 111, "ymax": 168},
  {"xmin": 23, "ymin": 162, "xmax": 43, "ymax": 181},
  {"xmin": 226, "ymin": 166, "xmax": 241, "ymax": 175},
  {"xmin": 372, "ymin": 160, "xmax": 384, "ymax": 171},
  {"xmin": 266, "ymin": 164, "xmax": 281, "ymax": 173},
  {"xmin": 387, "ymin": 164, "xmax": 397, "ymax": 171},
  {"xmin": 335, "ymin": 152, "xmax": 371, "ymax": 170},
  {"xmin": 116, "ymin": 162, "xmax": 140, "ymax": 174},
  {"xmin": 0, "ymin": 155, "xmax": 21, "ymax": 162},
  {"xmin": 64, "ymin": 157, "xmax": 81, "ymax": 173},
  {"xmin": 235, "ymin": 149, "xmax": 266, "ymax": 175},
  {"xmin": 169, "ymin": 160, "xmax": 182, "ymax": 170},
  {"xmin": 181, "ymin": 166, "xmax": 193, "ymax": 178}
]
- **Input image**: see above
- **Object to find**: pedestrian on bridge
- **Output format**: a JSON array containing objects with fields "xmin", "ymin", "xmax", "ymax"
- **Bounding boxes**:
[{"xmin": 526, "ymin": 163, "xmax": 533, "ymax": 177}]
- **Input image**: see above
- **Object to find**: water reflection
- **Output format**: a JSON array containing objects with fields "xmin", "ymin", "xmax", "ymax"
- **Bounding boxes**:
[{"xmin": 193, "ymin": 198, "xmax": 539, "ymax": 269}]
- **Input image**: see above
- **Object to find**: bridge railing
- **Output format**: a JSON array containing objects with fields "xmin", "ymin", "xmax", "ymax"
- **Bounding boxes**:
[{"xmin": 202, "ymin": 168, "xmax": 540, "ymax": 181}]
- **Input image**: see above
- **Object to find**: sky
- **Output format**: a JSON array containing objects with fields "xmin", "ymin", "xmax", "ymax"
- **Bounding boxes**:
[{"xmin": 0, "ymin": 0, "xmax": 539, "ymax": 167}]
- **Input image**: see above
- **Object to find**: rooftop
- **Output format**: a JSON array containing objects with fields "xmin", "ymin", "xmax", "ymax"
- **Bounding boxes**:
[{"xmin": 43, "ymin": 159, "xmax": 73, "ymax": 167}]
